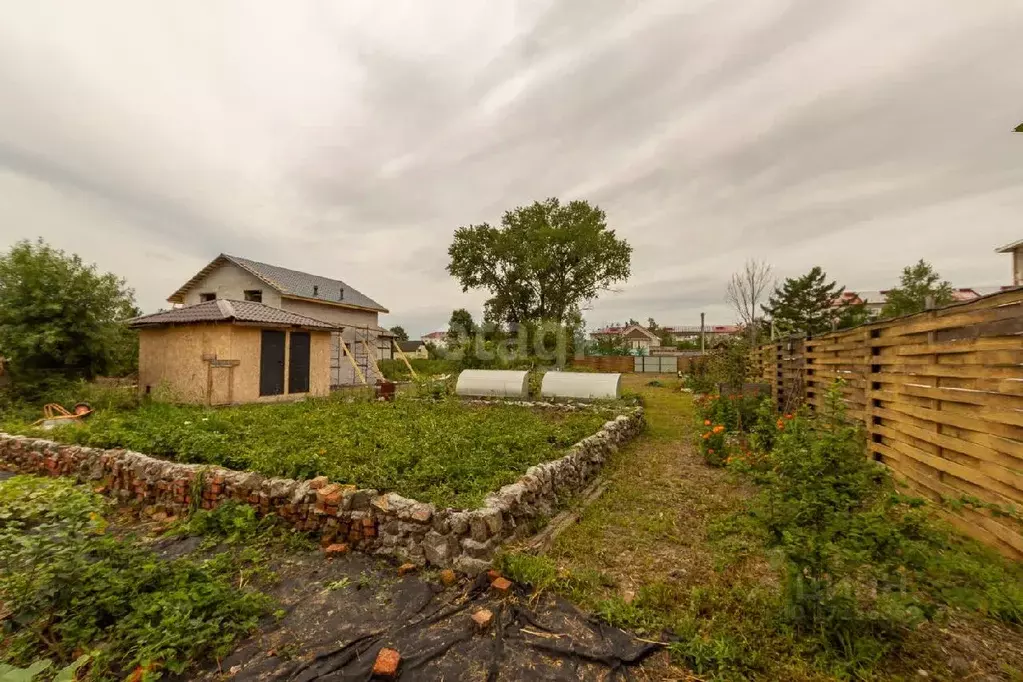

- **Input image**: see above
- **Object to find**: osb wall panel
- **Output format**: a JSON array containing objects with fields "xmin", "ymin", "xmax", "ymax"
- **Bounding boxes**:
[
  {"xmin": 138, "ymin": 324, "xmax": 235, "ymax": 403},
  {"xmin": 755, "ymin": 288, "xmax": 1023, "ymax": 559}
]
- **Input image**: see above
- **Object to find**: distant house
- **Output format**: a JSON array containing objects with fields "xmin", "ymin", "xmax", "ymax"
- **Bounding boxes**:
[
  {"xmin": 997, "ymin": 239, "xmax": 1023, "ymax": 286},
  {"xmin": 168, "ymin": 254, "xmax": 392, "ymax": 386},
  {"xmin": 421, "ymin": 331, "xmax": 448, "ymax": 348},
  {"xmin": 397, "ymin": 339, "xmax": 429, "ymax": 360},
  {"xmin": 591, "ymin": 325, "xmax": 662, "ymax": 353},
  {"xmin": 129, "ymin": 300, "xmax": 336, "ymax": 404},
  {"xmin": 662, "ymin": 325, "xmax": 740, "ymax": 343},
  {"xmin": 841, "ymin": 288, "xmax": 995, "ymax": 319}
]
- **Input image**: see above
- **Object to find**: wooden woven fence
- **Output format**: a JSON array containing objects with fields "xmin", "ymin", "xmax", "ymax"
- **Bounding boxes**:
[{"xmin": 755, "ymin": 288, "xmax": 1023, "ymax": 559}]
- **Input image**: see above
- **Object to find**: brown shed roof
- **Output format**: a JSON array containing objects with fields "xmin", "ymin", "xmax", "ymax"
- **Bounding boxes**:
[{"xmin": 128, "ymin": 299, "xmax": 339, "ymax": 330}]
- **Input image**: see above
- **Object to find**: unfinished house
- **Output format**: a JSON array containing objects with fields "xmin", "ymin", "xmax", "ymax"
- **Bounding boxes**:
[
  {"xmin": 167, "ymin": 254, "xmax": 392, "ymax": 387},
  {"xmin": 129, "ymin": 299, "xmax": 336, "ymax": 404}
]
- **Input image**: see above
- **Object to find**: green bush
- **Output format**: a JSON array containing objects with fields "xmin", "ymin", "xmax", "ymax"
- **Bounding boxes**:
[
  {"xmin": 731, "ymin": 383, "xmax": 1023, "ymax": 670},
  {"xmin": 0, "ymin": 476, "xmax": 271, "ymax": 680}
]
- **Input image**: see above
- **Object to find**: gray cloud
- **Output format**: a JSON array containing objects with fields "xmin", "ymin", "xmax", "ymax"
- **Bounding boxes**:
[{"xmin": 0, "ymin": 0, "xmax": 1021, "ymax": 335}]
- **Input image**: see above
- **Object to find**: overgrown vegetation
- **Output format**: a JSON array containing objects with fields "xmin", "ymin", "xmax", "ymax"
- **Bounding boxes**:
[
  {"xmin": 0, "ymin": 239, "xmax": 139, "ymax": 397},
  {"xmin": 376, "ymin": 357, "xmax": 459, "ymax": 382},
  {"xmin": 503, "ymin": 377, "xmax": 1023, "ymax": 681},
  {"xmin": 0, "ymin": 476, "xmax": 273, "ymax": 680},
  {"xmin": 3, "ymin": 395, "xmax": 607, "ymax": 508},
  {"xmin": 691, "ymin": 383, "xmax": 1023, "ymax": 676}
]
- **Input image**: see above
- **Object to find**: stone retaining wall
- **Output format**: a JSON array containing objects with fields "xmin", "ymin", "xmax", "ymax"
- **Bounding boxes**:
[{"xmin": 0, "ymin": 407, "xmax": 643, "ymax": 573}]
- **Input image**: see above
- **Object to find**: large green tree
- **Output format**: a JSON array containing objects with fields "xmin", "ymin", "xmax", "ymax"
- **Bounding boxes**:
[
  {"xmin": 387, "ymin": 325, "xmax": 409, "ymax": 342},
  {"xmin": 762, "ymin": 266, "xmax": 844, "ymax": 337},
  {"xmin": 880, "ymin": 260, "xmax": 954, "ymax": 318},
  {"xmin": 448, "ymin": 198, "xmax": 632, "ymax": 325},
  {"xmin": 446, "ymin": 308, "xmax": 476, "ymax": 344},
  {"xmin": 0, "ymin": 239, "xmax": 139, "ymax": 384}
]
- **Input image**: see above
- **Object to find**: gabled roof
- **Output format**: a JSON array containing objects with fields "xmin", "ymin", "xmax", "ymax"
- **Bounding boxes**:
[
  {"xmin": 398, "ymin": 340, "xmax": 426, "ymax": 352},
  {"xmin": 128, "ymin": 299, "xmax": 339, "ymax": 330},
  {"xmin": 996, "ymin": 239, "xmax": 1023, "ymax": 253},
  {"xmin": 168, "ymin": 254, "xmax": 388, "ymax": 313}
]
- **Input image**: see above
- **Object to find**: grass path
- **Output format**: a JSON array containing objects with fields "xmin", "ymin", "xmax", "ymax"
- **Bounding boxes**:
[
  {"xmin": 548, "ymin": 375, "xmax": 753, "ymax": 601},
  {"xmin": 510, "ymin": 375, "xmax": 782, "ymax": 679}
]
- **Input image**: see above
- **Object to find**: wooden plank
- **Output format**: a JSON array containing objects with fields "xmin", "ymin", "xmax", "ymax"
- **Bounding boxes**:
[
  {"xmin": 875, "ymin": 350, "xmax": 1023, "ymax": 366},
  {"xmin": 888, "ymin": 337, "xmax": 1023, "ymax": 356},
  {"xmin": 875, "ymin": 372, "xmax": 1023, "ymax": 396},
  {"xmin": 874, "ymin": 423, "xmax": 1023, "ymax": 489},
  {"xmin": 873, "ymin": 382, "xmax": 1023, "ymax": 412},
  {"xmin": 935, "ymin": 507, "xmax": 1023, "ymax": 560},
  {"xmin": 875, "ymin": 402, "xmax": 1023, "ymax": 448},
  {"xmin": 880, "ymin": 302, "xmax": 1023, "ymax": 337},
  {"xmin": 879, "ymin": 432, "xmax": 1023, "ymax": 503},
  {"xmin": 872, "ymin": 362, "xmax": 1023, "ymax": 380}
]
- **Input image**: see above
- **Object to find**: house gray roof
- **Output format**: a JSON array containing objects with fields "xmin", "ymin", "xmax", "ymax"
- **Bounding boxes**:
[
  {"xmin": 168, "ymin": 254, "xmax": 388, "ymax": 313},
  {"xmin": 398, "ymin": 340, "xmax": 426, "ymax": 352},
  {"xmin": 128, "ymin": 299, "xmax": 339, "ymax": 330}
]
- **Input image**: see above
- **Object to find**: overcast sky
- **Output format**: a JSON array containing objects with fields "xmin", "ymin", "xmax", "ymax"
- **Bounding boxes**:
[{"xmin": 1, "ymin": 1, "xmax": 1021, "ymax": 335}]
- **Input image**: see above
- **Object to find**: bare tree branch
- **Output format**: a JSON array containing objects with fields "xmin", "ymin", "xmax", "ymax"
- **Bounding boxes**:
[{"xmin": 725, "ymin": 259, "xmax": 773, "ymax": 337}]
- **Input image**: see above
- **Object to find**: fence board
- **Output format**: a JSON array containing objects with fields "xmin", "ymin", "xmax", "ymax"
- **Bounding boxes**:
[{"xmin": 754, "ymin": 287, "xmax": 1023, "ymax": 559}]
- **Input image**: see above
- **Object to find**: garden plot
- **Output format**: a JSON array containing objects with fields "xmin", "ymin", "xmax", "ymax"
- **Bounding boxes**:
[
  {"xmin": 1, "ymin": 394, "xmax": 645, "ymax": 574},
  {"xmin": 7, "ymin": 396, "xmax": 610, "ymax": 508}
]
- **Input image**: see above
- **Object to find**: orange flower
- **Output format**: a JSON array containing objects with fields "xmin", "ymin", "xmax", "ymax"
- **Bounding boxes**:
[
  {"xmin": 784, "ymin": 413, "xmax": 794, "ymax": 420},
  {"xmin": 704, "ymin": 419, "xmax": 711, "ymax": 426},
  {"xmin": 703, "ymin": 433, "xmax": 711, "ymax": 439},
  {"xmin": 708, "ymin": 449, "xmax": 715, "ymax": 455},
  {"xmin": 726, "ymin": 456, "xmax": 733, "ymax": 463},
  {"xmin": 713, "ymin": 425, "xmax": 725, "ymax": 434}
]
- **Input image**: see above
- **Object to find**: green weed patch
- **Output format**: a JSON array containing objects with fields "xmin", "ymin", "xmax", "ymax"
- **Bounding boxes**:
[
  {"xmin": 0, "ymin": 476, "xmax": 272, "ymax": 680},
  {"xmin": 4, "ymin": 396, "xmax": 607, "ymax": 508}
]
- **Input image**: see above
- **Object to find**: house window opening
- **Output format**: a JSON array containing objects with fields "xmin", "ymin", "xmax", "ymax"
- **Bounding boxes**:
[
  {"xmin": 244, "ymin": 289, "xmax": 262, "ymax": 303},
  {"xmin": 199, "ymin": 292, "xmax": 216, "ymax": 302}
]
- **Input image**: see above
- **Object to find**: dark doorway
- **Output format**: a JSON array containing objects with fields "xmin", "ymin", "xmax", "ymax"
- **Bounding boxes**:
[
  {"xmin": 260, "ymin": 330, "xmax": 286, "ymax": 396},
  {"xmin": 288, "ymin": 332, "xmax": 311, "ymax": 394}
]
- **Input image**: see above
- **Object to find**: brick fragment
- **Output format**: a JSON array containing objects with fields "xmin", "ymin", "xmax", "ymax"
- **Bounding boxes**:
[
  {"xmin": 372, "ymin": 648, "xmax": 401, "ymax": 679},
  {"xmin": 324, "ymin": 543, "xmax": 350, "ymax": 557},
  {"xmin": 490, "ymin": 577, "xmax": 512, "ymax": 595},
  {"xmin": 398, "ymin": 563, "xmax": 417, "ymax": 576},
  {"xmin": 309, "ymin": 475, "xmax": 329, "ymax": 490},
  {"xmin": 439, "ymin": 569, "xmax": 457, "ymax": 587},
  {"xmin": 471, "ymin": 608, "xmax": 494, "ymax": 631},
  {"xmin": 487, "ymin": 569, "xmax": 502, "ymax": 582}
]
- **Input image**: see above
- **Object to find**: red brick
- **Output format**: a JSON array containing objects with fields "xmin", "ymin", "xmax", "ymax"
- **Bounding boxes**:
[
  {"xmin": 362, "ymin": 517, "xmax": 375, "ymax": 528},
  {"xmin": 486, "ymin": 569, "xmax": 502, "ymax": 582},
  {"xmin": 372, "ymin": 648, "xmax": 401, "ymax": 679},
  {"xmin": 490, "ymin": 577, "xmax": 512, "ymax": 595},
  {"xmin": 324, "ymin": 543, "xmax": 350, "ymax": 557},
  {"xmin": 471, "ymin": 608, "xmax": 493, "ymax": 631},
  {"xmin": 439, "ymin": 569, "xmax": 457, "ymax": 587},
  {"xmin": 397, "ymin": 563, "xmax": 417, "ymax": 576},
  {"xmin": 316, "ymin": 484, "xmax": 342, "ymax": 506}
]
